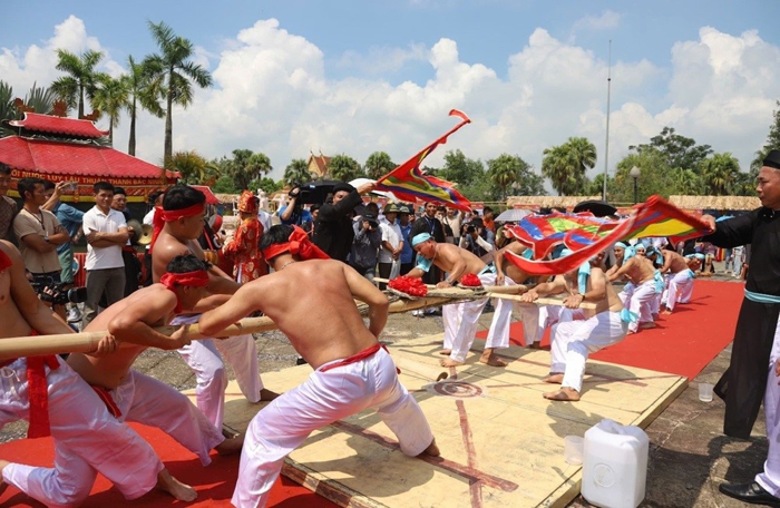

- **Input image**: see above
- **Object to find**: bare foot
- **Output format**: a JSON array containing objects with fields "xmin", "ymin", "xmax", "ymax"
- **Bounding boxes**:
[
  {"xmin": 440, "ymin": 358, "xmax": 464, "ymax": 367},
  {"xmin": 639, "ymin": 322, "xmax": 657, "ymax": 329},
  {"xmin": 438, "ymin": 349, "xmax": 452, "ymax": 356},
  {"xmin": 661, "ymin": 310, "xmax": 672, "ymax": 316},
  {"xmin": 542, "ymin": 373, "xmax": 564, "ymax": 384},
  {"xmin": 479, "ymin": 351, "xmax": 508, "ymax": 367},
  {"xmin": 543, "ymin": 387, "xmax": 581, "ymax": 401},
  {"xmin": 156, "ymin": 469, "xmax": 197, "ymax": 502},
  {"xmin": 215, "ymin": 434, "xmax": 245, "ymax": 456},
  {"xmin": 528, "ymin": 342, "xmax": 542, "ymax": 349},
  {"xmin": 419, "ymin": 438, "xmax": 440, "ymax": 457},
  {"xmin": 259, "ymin": 388, "xmax": 279, "ymax": 401}
]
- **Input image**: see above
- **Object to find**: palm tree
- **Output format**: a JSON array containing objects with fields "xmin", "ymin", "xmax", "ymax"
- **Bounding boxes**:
[
  {"xmin": 488, "ymin": 153, "xmax": 524, "ymax": 199},
  {"xmin": 50, "ymin": 49, "xmax": 107, "ymax": 118},
  {"xmin": 168, "ymin": 150, "xmax": 210, "ymax": 184},
  {"xmin": 328, "ymin": 154, "xmax": 364, "ymax": 182},
  {"xmin": 126, "ymin": 55, "xmax": 163, "ymax": 156},
  {"xmin": 228, "ymin": 149, "xmax": 272, "ymax": 190},
  {"xmin": 542, "ymin": 145, "xmax": 578, "ymax": 195},
  {"xmin": 144, "ymin": 20, "xmax": 213, "ymax": 166},
  {"xmin": 701, "ymin": 153, "xmax": 740, "ymax": 195},
  {"xmin": 23, "ymin": 83, "xmax": 59, "ymax": 116},
  {"xmin": 283, "ymin": 158, "xmax": 314, "ymax": 185},
  {"xmin": 92, "ymin": 76, "xmax": 130, "ymax": 145},
  {"xmin": 566, "ymin": 137, "xmax": 597, "ymax": 176},
  {"xmin": 364, "ymin": 151, "xmax": 395, "ymax": 180}
]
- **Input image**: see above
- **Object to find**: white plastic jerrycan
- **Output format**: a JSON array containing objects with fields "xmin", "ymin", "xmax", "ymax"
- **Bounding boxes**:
[{"xmin": 582, "ymin": 418, "xmax": 649, "ymax": 508}]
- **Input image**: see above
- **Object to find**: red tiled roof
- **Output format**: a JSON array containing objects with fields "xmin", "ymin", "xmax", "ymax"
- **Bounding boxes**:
[
  {"xmin": 0, "ymin": 136, "xmax": 166, "ymax": 179},
  {"xmin": 190, "ymin": 185, "xmax": 220, "ymax": 205},
  {"xmin": 8, "ymin": 112, "xmax": 108, "ymax": 139}
]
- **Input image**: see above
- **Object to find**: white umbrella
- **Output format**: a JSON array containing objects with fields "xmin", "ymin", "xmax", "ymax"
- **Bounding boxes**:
[
  {"xmin": 349, "ymin": 177, "xmax": 401, "ymax": 202},
  {"xmin": 495, "ymin": 208, "xmax": 532, "ymax": 223}
]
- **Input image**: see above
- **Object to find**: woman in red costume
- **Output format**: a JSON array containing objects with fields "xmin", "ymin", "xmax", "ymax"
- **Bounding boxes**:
[{"xmin": 223, "ymin": 191, "xmax": 268, "ymax": 282}]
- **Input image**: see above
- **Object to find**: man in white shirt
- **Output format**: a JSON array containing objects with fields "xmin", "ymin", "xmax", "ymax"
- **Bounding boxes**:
[
  {"xmin": 81, "ymin": 182, "xmax": 128, "ymax": 328},
  {"xmin": 378, "ymin": 203, "xmax": 404, "ymax": 289}
]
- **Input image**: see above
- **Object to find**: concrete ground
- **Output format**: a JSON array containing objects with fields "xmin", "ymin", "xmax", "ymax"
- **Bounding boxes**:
[{"xmin": 0, "ymin": 262, "xmax": 765, "ymax": 507}]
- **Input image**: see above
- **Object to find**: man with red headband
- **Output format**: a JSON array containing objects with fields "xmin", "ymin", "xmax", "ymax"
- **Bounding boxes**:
[
  {"xmin": 150, "ymin": 185, "xmax": 274, "ymax": 432},
  {"xmin": 67, "ymin": 254, "xmax": 245, "ymax": 503},
  {"xmin": 0, "ymin": 240, "xmax": 193, "ymax": 505},
  {"xmin": 199, "ymin": 224, "xmax": 439, "ymax": 507}
]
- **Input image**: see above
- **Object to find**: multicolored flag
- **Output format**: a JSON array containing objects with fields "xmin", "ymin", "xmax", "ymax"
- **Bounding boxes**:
[
  {"xmin": 504, "ymin": 195, "xmax": 712, "ymax": 275},
  {"xmin": 375, "ymin": 110, "xmax": 473, "ymax": 211}
]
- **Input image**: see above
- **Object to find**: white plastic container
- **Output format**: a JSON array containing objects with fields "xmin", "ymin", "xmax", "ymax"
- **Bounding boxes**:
[{"xmin": 582, "ymin": 419, "xmax": 649, "ymax": 508}]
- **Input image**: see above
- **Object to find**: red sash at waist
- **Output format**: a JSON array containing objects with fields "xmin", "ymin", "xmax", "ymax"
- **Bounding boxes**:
[
  {"xmin": 318, "ymin": 343, "xmax": 386, "ymax": 373},
  {"xmin": 91, "ymin": 384, "xmax": 122, "ymax": 418}
]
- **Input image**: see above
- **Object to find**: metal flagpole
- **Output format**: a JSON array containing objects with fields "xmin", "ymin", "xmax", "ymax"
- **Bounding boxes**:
[{"xmin": 602, "ymin": 40, "xmax": 612, "ymax": 202}]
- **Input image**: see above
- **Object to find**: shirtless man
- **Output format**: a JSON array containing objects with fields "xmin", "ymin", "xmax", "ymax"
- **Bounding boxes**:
[
  {"xmin": 608, "ymin": 245, "xmax": 658, "ymax": 333},
  {"xmin": 198, "ymin": 225, "xmax": 439, "ymax": 507},
  {"xmin": 659, "ymin": 249, "xmax": 698, "ymax": 314},
  {"xmin": 150, "ymin": 185, "xmax": 274, "ymax": 431},
  {"xmin": 0, "ymin": 240, "xmax": 192, "ymax": 505},
  {"xmin": 67, "ymin": 254, "xmax": 245, "ymax": 503},
  {"xmin": 408, "ymin": 232, "xmax": 497, "ymax": 367},
  {"xmin": 521, "ymin": 251, "xmax": 628, "ymax": 401},
  {"xmin": 480, "ymin": 241, "xmax": 533, "ymax": 365}
]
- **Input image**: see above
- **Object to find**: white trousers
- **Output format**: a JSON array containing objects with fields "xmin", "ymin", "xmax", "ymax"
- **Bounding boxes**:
[
  {"xmin": 0, "ymin": 358, "xmax": 161, "ymax": 507},
  {"xmin": 484, "ymin": 275, "xmax": 518, "ymax": 350},
  {"xmin": 550, "ymin": 311, "xmax": 628, "ymax": 392},
  {"xmin": 172, "ymin": 314, "xmax": 263, "ymax": 430},
  {"xmin": 664, "ymin": 270, "xmax": 694, "ymax": 311},
  {"xmin": 442, "ymin": 272, "xmax": 496, "ymax": 362},
  {"xmin": 231, "ymin": 348, "xmax": 434, "ymax": 508},
  {"xmin": 755, "ymin": 317, "xmax": 780, "ymax": 495},
  {"xmin": 514, "ymin": 304, "xmax": 585, "ymax": 345},
  {"xmin": 625, "ymin": 279, "xmax": 657, "ymax": 332},
  {"xmin": 109, "ymin": 370, "xmax": 225, "ymax": 466}
]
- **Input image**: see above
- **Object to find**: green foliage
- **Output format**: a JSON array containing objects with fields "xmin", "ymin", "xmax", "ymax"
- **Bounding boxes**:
[
  {"xmin": 51, "ymin": 49, "xmax": 107, "ymax": 118},
  {"xmin": 144, "ymin": 20, "xmax": 213, "ymax": 164},
  {"xmin": 751, "ymin": 100, "xmax": 780, "ymax": 172},
  {"xmin": 364, "ymin": 151, "xmax": 396, "ymax": 180},
  {"xmin": 328, "ymin": 154, "xmax": 364, "ymax": 182},
  {"xmin": 166, "ymin": 150, "xmax": 210, "ymax": 184},
  {"xmin": 250, "ymin": 177, "xmax": 282, "ymax": 195},
  {"xmin": 438, "ymin": 149, "xmax": 484, "ymax": 187},
  {"xmin": 224, "ymin": 149, "xmax": 272, "ymax": 191},
  {"xmin": 212, "ymin": 174, "xmax": 237, "ymax": 194},
  {"xmin": 608, "ymin": 150, "xmax": 676, "ymax": 204},
  {"xmin": 700, "ymin": 152, "xmax": 741, "ymax": 195},
  {"xmin": 126, "ymin": 55, "xmax": 164, "ymax": 156},
  {"xmin": 629, "ymin": 127, "xmax": 713, "ymax": 172},
  {"xmin": 541, "ymin": 137, "xmax": 597, "ymax": 196},
  {"xmin": 283, "ymin": 159, "xmax": 314, "ymax": 186},
  {"xmin": 92, "ymin": 75, "xmax": 130, "ymax": 144},
  {"xmin": 486, "ymin": 153, "xmax": 545, "ymax": 200}
]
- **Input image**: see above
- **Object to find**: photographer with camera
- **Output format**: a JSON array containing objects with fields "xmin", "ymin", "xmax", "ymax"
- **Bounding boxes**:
[
  {"xmin": 13, "ymin": 178, "xmax": 71, "ymax": 316},
  {"xmin": 349, "ymin": 209, "xmax": 381, "ymax": 282},
  {"xmin": 278, "ymin": 184, "xmax": 313, "ymax": 228}
]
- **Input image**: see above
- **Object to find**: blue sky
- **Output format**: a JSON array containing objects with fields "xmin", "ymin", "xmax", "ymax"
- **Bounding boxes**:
[{"xmin": 2, "ymin": 1, "xmax": 779, "ymax": 187}]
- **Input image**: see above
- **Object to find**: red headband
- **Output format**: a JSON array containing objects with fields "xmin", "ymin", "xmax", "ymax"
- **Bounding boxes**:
[
  {"xmin": 150, "ymin": 203, "xmax": 206, "ymax": 251},
  {"xmin": 159, "ymin": 269, "xmax": 210, "ymax": 314},
  {"xmin": 262, "ymin": 226, "xmax": 330, "ymax": 262}
]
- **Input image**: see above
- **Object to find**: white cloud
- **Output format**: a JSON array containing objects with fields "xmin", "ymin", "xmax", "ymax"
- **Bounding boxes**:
[
  {"xmin": 3, "ymin": 16, "xmax": 779, "ymax": 191},
  {"xmin": 572, "ymin": 10, "xmax": 622, "ymax": 33}
]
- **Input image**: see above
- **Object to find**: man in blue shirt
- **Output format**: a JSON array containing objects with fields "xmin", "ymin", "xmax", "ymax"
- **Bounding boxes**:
[{"xmin": 43, "ymin": 180, "xmax": 84, "ymax": 323}]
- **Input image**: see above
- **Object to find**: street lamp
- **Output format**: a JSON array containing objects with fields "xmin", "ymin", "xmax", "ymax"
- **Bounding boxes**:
[{"xmin": 629, "ymin": 166, "xmax": 641, "ymax": 204}]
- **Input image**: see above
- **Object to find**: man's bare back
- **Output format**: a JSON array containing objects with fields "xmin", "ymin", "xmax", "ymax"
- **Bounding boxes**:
[
  {"xmin": 496, "ymin": 242, "xmax": 531, "ymax": 284},
  {"xmin": 611, "ymin": 255, "xmax": 656, "ymax": 285},
  {"xmin": 662, "ymin": 250, "xmax": 689, "ymax": 274},
  {"xmin": 430, "ymin": 242, "xmax": 486, "ymax": 277},
  {"xmin": 200, "ymin": 259, "xmax": 386, "ymax": 370},
  {"xmin": 152, "ymin": 232, "xmax": 204, "ymax": 282}
]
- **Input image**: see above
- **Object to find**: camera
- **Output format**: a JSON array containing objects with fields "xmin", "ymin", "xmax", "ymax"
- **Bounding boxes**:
[
  {"xmin": 466, "ymin": 225, "xmax": 476, "ymax": 234},
  {"xmin": 31, "ymin": 279, "xmax": 87, "ymax": 306}
]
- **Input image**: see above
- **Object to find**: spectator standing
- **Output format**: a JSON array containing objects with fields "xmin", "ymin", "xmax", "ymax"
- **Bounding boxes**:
[
  {"xmin": 313, "ymin": 181, "xmax": 375, "ymax": 262},
  {"xmin": 111, "ymin": 187, "xmax": 142, "ymax": 296},
  {"xmin": 441, "ymin": 208, "xmax": 463, "ymax": 245},
  {"xmin": 223, "ymin": 190, "xmax": 267, "ymax": 282},
  {"xmin": 142, "ymin": 190, "xmax": 165, "ymax": 286},
  {"xmin": 410, "ymin": 201, "xmax": 446, "ymax": 316},
  {"xmin": 13, "ymin": 178, "xmax": 70, "ymax": 284},
  {"xmin": 398, "ymin": 204, "xmax": 414, "ymax": 275},
  {"xmin": 42, "ymin": 180, "xmax": 84, "ymax": 323},
  {"xmin": 81, "ymin": 182, "xmax": 128, "ymax": 328},
  {"xmin": 377, "ymin": 203, "xmax": 404, "ymax": 288},
  {"xmin": 349, "ymin": 211, "xmax": 381, "ymax": 282},
  {"xmin": 0, "ymin": 163, "xmax": 18, "ymax": 242},
  {"xmin": 482, "ymin": 206, "xmax": 497, "ymax": 234},
  {"xmin": 277, "ymin": 185, "xmax": 313, "ymax": 227}
]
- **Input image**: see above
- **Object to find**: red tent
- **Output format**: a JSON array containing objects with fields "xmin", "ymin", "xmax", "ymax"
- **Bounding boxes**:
[
  {"xmin": 190, "ymin": 185, "xmax": 220, "ymax": 205},
  {"xmin": 0, "ymin": 113, "xmax": 177, "ymax": 203}
]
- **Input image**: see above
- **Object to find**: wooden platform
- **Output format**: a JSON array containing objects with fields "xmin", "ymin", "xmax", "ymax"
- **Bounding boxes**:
[{"xmin": 187, "ymin": 334, "xmax": 686, "ymax": 508}]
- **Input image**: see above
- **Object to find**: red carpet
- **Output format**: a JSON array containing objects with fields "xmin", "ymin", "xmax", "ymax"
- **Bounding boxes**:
[
  {"xmin": 476, "ymin": 279, "xmax": 742, "ymax": 380},
  {"xmin": 0, "ymin": 423, "xmax": 337, "ymax": 507}
]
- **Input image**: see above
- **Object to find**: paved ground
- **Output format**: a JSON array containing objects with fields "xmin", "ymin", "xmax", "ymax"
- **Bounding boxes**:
[{"xmin": 1, "ymin": 265, "xmax": 766, "ymax": 507}]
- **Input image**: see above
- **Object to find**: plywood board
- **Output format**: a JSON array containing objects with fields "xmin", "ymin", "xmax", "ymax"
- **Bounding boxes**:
[{"xmin": 186, "ymin": 334, "xmax": 686, "ymax": 508}]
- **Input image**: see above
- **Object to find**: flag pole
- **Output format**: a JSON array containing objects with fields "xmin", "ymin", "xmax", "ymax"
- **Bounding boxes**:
[{"xmin": 602, "ymin": 40, "xmax": 612, "ymax": 202}]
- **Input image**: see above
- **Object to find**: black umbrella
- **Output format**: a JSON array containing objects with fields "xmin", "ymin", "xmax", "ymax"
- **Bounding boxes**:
[{"xmin": 572, "ymin": 200, "xmax": 617, "ymax": 217}]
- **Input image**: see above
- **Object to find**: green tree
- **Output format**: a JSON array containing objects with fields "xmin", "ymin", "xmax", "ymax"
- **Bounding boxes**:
[
  {"xmin": 364, "ymin": 151, "xmax": 396, "ymax": 180},
  {"xmin": 92, "ymin": 75, "xmax": 129, "ymax": 144},
  {"xmin": 226, "ymin": 149, "xmax": 272, "ymax": 191},
  {"xmin": 700, "ymin": 153, "xmax": 741, "ymax": 196},
  {"xmin": 629, "ymin": 126, "xmax": 713, "ymax": 171},
  {"xmin": 438, "ymin": 149, "xmax": 484, "ymax": 187},
  {"xmin": 751, "ymin": 100, "xmax": 780, "ymax": 172},
  {"xmin": 610, "ymin": 150, "xmax": 675, "ymax": 204},
  {"xmin": 328, "ymin": 154, "xmax": 364, "ymax": 182},
  {"xmin": 283, "ymin": 158, "xmax": 314, "ymax": 186},
  {"xmin": 250, "ymin": 177, "xmax": 282, "ymax": 196},
  {"xmin": 671, "ymin": 167, "xmax": 702, "ymax": 195},
  {"xmin": 541, "ymin": 137, "xmax": 596, "ymax": 196},
  {"xmin": 144, "ymin": 20, "xmax": 213, "ymax": 165},
  {"xmin": 213, "ymin": 175, "xmax": 238, "ymax": 194},
  {"xmin": 487, "ymin": 153, "xmax": 538, "ymax": 200},
  {"xmin": 126, "ymin": 55, "xmax": 164, "ymax": 156},
  {"xmin": 50, "ymin": 49, "xmax": 107, "ymax": 118},
  {"xmin": 167, "ymin": 150, "xmax": 210, "ymax": 184}
]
